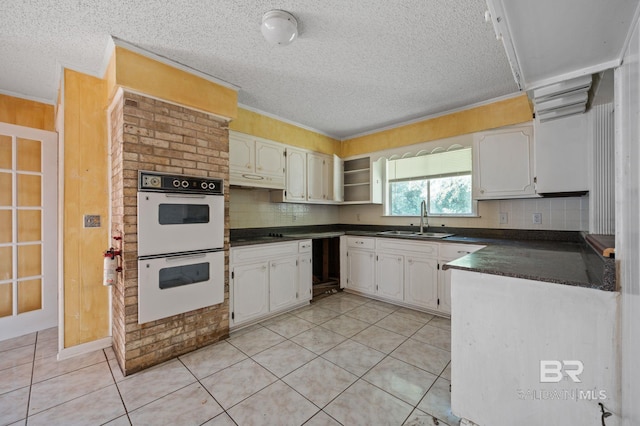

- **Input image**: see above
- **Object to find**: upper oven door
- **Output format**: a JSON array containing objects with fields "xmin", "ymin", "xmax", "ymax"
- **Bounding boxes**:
[{"xmin": 137, "ymin": 191, "xmax": 224, "ymax": 256}]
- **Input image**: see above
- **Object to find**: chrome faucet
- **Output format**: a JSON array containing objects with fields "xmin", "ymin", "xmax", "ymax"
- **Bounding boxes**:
[{"xmin": 419, "ymin": 200, "xmax": 429, "ymax": 234}]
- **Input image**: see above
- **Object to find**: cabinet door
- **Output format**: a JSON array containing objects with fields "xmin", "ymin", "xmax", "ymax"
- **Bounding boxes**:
[
  {"xmin": 298, "ymin": 254, "xmax": 312, "ymax": 302},
  {"xmin": 333, "ymin": 155, "xmax": 344, "ymax": 202},
  {"xmin": 473, "ymin": 125, "xmax": 536, "ymax": 199},
  {"xmin": 229, "ymin": 132, "xmax": 255, "ymax": 173},
  {"xmin": 269, "ymin": 257, "xmax": 299, "ymax": 311},
  {"xmin": 232, "ymin": 262, "xmax": 269, "ymax": 325},
  {"xmin": 438, "ymin": 268, "xmax": 452, "ymax": 314},
  {"xmin": 346, "ymin": 249, "xmax": 375, "ymax": 294},
  {"xmin": 404, "ymin": 256, "xmax": 438, "ymax": 310},
  {"xmin": 307, "ymin": 153, "xmax": 325, "ymax": 201},
  {"xmin": 376, "ymin": 253, "xmax": 404, "ymax": 302},
  {"xmin": 534, "ymin": 115, "xmax": 589, "ymax": 194},
  {"xmin": 324, "ymin": 155, "xmax": 333, "ymax": 201},
  {"xmin": 256, "ymin": 140, "xmax": 286, "ymax": 177},
  {"xmin": 286, "ymin": 148, "xmax": 307, "ymax": 201}
]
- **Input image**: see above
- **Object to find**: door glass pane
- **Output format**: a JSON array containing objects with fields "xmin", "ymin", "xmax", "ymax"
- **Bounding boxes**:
[
  {"xmin": 0, "ymin": 283, "xmax": 12, "ymax": 317},
  {"xmin": 0, "ymin": 135, "xmax": 11, "ymax": 169},
  {"xmin": 0, "ymin": 246, "xmax": 12, "ymax": 281},
  {"xmin": 18, "ymin": 279, "xmax": 41, "ymax": 313},
  {"xmin": 159, "ymin": 262, "xmax": 210, "ymax": 289},
  {"xmin": 0, "ymin": 172, "xmax": 11, "ymax": 206},
  {"xmin": 0, "ymin": 210, "xmax": 11, "ymax": 243},
  {"xmin": 17, "ymin": 174, "xmax": 40, "ymax": 207},
  {"xmin": 17, "ymin": 210, "xmax": 41, "ymax": 242},
  {"xmin": 158, "ymin": 204, "xmax": 209, "ymax": 225},
  {"xmin": 17, "ymin": 244, "xmax": 41, "ymax": 278},
  {"xmin": 17, "ymin": 138, "xmax": 41, "ymax": 172}
]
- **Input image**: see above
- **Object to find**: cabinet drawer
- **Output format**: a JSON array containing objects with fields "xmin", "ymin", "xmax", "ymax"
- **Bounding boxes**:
[
  {"xmin": 439, "ymin": 243, "xmax": 485, "ymax": 260},
  {"xmin": 376, "ymin": 238, "xmax": 438, "ymax": 257},
  {"xmin": 298, "ymin": 240, "xmax": 312, "ymax": 253},
  {"xmin": 347, "ymin": 237, "xmax": 375, "ymax": 250},
  {"xmin": 231, "ymin": 241, "xmax": 298, "ymax": 264}
]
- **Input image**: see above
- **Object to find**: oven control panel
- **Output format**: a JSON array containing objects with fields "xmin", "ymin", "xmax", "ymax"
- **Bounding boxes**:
[{"xmin": 139, "ymin": 171, "xmax": 223, "ymax": 195}]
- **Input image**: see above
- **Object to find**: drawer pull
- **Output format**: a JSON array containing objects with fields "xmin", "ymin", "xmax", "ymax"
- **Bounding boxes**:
[{"xmin": 457, "ymin": 251, "xmax": 472, "ymax": 255}]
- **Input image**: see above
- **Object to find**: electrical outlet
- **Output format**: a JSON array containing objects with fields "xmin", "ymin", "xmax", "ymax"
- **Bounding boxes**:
[
  {"xmin": 356, "ymin": 213, "xmax": 361, "ymax": 222},
  {"xmin": 499, "ymin": 213, "xmax": 508, "ymax": 224},
  {"xmin": 532, "ymin": 213, "xmax": 542, "ymax": 224},
  {"xmin": 83, "ymin": 215, "xmax": 101, "ymax": 228}
]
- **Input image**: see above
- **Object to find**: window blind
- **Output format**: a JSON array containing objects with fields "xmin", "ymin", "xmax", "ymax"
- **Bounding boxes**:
[{"xmin": 387, "ymin": 147, "xmax": 472, "ymax": 181}]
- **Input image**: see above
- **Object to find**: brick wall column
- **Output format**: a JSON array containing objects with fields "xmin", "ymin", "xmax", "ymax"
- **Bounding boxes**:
[{"xmin": 109, "ymin": 90, "xmax": 230, "ymax": 375}]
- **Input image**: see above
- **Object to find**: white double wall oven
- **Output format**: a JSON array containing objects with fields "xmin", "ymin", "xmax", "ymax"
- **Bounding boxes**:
[{"xmin": 137, "ymin": 171, "xmax": 225, "ymax": 324}]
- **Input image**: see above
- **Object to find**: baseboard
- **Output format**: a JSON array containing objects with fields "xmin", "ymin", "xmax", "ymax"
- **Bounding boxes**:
[{"xmin": 57, "ymin": 336, "xmax": 112, "ymax": 361}]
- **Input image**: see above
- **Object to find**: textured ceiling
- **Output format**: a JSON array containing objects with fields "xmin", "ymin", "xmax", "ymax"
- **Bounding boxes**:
[{"xmin": 0, "ymin": 1, "xmax": 519, "ymax": 138}]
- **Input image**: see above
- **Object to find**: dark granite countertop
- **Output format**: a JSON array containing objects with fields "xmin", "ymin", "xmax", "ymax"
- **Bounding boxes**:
[{"xmin": 229, "ymin": 225, "xmax": 616, "ymax": 292}]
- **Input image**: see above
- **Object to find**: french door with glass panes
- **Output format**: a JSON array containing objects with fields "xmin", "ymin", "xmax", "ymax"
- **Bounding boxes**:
[{"xmin": 0, "ymin": 123, "xmax": 57, "ymax": 341}]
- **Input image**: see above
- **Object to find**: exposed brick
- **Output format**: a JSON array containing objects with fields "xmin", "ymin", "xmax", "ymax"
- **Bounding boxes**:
[
  {"xmin": 155, "ymin": 131, "xmax": 183, "ymax": 143},
  {"xmin": 169, "ymin": 142, "xmax": 197, "ymax": 153},
  {"xmin": 110, "ymin": 90, "xmax": 230, "ymax": 377}
]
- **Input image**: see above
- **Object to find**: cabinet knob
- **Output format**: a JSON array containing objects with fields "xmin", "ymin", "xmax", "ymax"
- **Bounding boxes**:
[
  {"xmin": 262, "ymin": 265, "xmax": 267, "ymax": 271},
  {"xmin": 397, "ymin": 257, "xmax": 402, "ymax": 262},
  {"xmin": 408, "ymin": 259, "xmax": 413, "ymax": 264},
  {"xmin": 257, "ymin": 166, "xmax": 262, "ymax": 170}
]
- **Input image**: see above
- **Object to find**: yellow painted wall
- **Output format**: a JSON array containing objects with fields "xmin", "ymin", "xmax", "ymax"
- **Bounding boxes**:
[
  {"xmin": 112, "ymin": 46, "xmax": 237, "ymax": 119},
  {"xmin": 230, "ymin": 108, "xmax": 340, "ymax": 155},
  {"xmin": 63, "ymin": 69, "xmax": 110, "ymax": 347},
  {"xmin": 341, "ymin": 94, "xmax": 533, "ymax": 157},
  {"xmin": 0, "ymin": 94, "xmax": 55, "ymax": 131}
]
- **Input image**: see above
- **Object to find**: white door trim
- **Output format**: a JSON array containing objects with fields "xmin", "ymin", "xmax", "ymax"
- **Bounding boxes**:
[{"xmin": 0, "ymin": 121, "xmax": 58, "ymax": 341}]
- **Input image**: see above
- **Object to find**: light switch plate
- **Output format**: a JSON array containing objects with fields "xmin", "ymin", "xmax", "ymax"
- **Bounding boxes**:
[
  {"xmin": 84, "ymin": 215, "xmax": 101, "ymax": 228},
  {"xmin": 532, "ymin": 213, "xmax": 542, "ymax": 224},
  {"xmin": 499, "ymin": 213, "xmax": 508, "ymax": 224}
]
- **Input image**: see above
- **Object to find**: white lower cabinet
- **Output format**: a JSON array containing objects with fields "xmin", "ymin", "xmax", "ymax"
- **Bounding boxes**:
[
  {"xmin": 231, "ymin": 262, "xmax": 269, "ymax": 325},
  {"xmin": 231, "ymin": 240, "xmax": 312, "ymax": 328},
  {"xmin": 298, "ymin": 253, "xmax": 313, "ymax": 301},
  {"xmin": 405, "ymin": 255, "xmax": 439, "ymax": 310},
  {"xmin": 341, "ymin": 236, "xmax": 485, "ymax": 315},
  {"xmin": 346, "ymin": 249, "xmax": 376, "ymax": 293},
  {"xmin": 438, "ymin": 243, "xmax": 486, "ymax": 314},
  {"xmin": 376, "ymin": 253, "xmax": 404, "ymax": 302},
  {"xmin": 269, "ymin": 257, "xmax": 298, "ymax": 311}
]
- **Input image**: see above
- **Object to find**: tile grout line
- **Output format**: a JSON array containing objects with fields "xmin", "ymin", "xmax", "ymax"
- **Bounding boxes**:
[
  {"xmin": 176, "ymin": 356, "xmax": 241, "ymax": 426},
  {"xmin": 105, "ymin": 348, "xmax": 133, "ymax": 425},
  {"xmin": 23, "ymin": 331, "xmax": 38, "ymax": 425}
]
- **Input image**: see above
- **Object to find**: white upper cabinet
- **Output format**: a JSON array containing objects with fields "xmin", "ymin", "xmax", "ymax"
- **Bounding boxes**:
[
  {"xmin": 255, "ymin": 140, "xmax": 286, "ymax": 177},
  {"xmin": 307, "ymin": 152, "xmax": 333, "ymax": 202},
  {"xmin": 229, "ymin": 132, "xmax": 255, "ymax": 172},
  {"xmin": 284, "ymin": 147, "xmax": 307, "ymax": 201},
  {"xmin": 229, "ymin": 131, "xmax": 286, "ymax": 189},
  {"xmin": 534, "ymin": 114, "xmax": 589, "ymax": 194},
  {"xmin": 473, "ymin": 124, "xmax": 536, "ymax": 199}
]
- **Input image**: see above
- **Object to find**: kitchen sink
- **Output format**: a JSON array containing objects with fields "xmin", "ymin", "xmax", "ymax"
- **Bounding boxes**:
[
  {"xmin": 377, "ymin": 230, "xmax": 417, "ymax": 235},
  {"xmin": 412, "ymin": 232, "xmax": 454, "ymax": 239},
  {"xmin": 377, "ymin": 230, "xmax": 454, "ymax": 239}
]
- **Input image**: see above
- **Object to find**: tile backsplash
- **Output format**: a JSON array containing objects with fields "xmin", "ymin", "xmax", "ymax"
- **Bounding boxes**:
[
  {"xmin": 230, "ymin": 188, "xmax": 340, "ymax": 228},
  {"xmin": 231, "ymin": 188, "xmax": 588, "ymax": 231},
  {"xmin": 339, "ymin": 196, "xmax": 589, "ymax": 231}
]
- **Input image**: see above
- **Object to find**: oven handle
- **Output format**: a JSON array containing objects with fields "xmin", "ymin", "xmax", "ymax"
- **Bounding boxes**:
[
  {"xmin": 164, "ymin": 193, "xmax": 207, "ymax": 199},
  {"xmin": 165, "ymin": 253, "xmax": 207, "ymax": 262}
]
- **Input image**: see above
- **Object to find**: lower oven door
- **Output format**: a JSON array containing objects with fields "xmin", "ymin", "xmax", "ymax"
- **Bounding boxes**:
[
  {"xmin": 137, "ymin": 191, "xmax": 224, "ymax": 257},
  {"xmin": 138, "ymin": 250, "xmax": 224, "ymax": 324}
]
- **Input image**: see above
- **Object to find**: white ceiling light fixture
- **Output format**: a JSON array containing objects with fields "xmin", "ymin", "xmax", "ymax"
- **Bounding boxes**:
[{"xmin": 261, "ymin": 10, "xmax": 298, "ymax": 46}]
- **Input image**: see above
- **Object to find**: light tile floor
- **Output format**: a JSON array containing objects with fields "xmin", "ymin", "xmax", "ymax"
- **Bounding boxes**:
[{"xmin": 0, "ymin": 292, "xmax": 459, "ymax": 426}]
